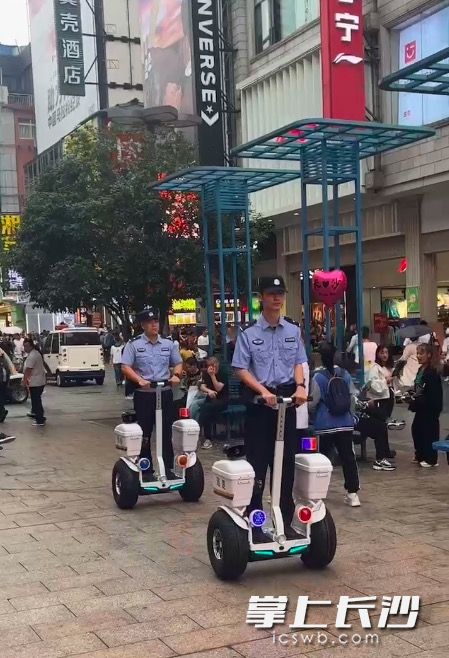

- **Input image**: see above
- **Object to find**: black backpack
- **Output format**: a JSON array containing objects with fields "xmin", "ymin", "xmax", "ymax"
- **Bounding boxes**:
[{"xmin": 323, "ymin": 368, "xmax": 351, "ymax": 416}]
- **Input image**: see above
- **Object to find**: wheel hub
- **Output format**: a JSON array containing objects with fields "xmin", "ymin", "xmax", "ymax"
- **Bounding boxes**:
[
  {"xmin": 114, "ymin": 473, "xmax": 121, "ymax": 495},
  {"xmin": 212, "ymin": 528, "xmax": 224, "ymax": 560}
]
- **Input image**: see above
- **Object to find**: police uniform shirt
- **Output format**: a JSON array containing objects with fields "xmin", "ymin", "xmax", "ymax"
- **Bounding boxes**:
[
  {"xmin": 122, "ymin": 334, "xmax": 182, "ymax": 381},
  {"xmin": 232, "ymin": 315, "xmax": 307, "ymax": 389}
]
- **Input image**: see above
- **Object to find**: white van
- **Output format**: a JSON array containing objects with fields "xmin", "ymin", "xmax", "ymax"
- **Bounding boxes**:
[{"xmin": 43, "ymin": 328, "xmax": 105, "ymax": 387}]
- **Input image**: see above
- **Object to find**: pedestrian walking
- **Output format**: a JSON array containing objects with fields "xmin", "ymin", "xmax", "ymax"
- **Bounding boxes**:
[
  {"xmin": 110, "ymin": 335, "xmax": 124, "ymax": 386},
  {"xmin": 410, "ymin": 343, "xmax": 443, "ymax": 468},
  {"xmin": 309, "ymin": 342, "xmax": 360, "ymax": 507},
  {"xmin": 232, "ymin": 275, "xmax": 308, "ymax": 542},
  {"xmin": 358, "ymin": 345, "xmax": 396, "ymax": 471},
  {"xmin": 441, "ymin": 328, "xmax": 449, "ymax": 381},
  {"xmin": 121, "ymin": 307, "xmax": 183, "ymax": 478},
  {"xmin": 102, "ymin": 329, "xmax": 115, "ymax": 365},
  {"xmin": 23, "ymin": 338, "xmax": 47, "ymax": 427},
  {"xmin": 0, "ymin": 347, "xmax": 16, "ymax": 423},
  {"xmin": 197, "ymin": 328, "xmax": 209, "ymax": 359}
]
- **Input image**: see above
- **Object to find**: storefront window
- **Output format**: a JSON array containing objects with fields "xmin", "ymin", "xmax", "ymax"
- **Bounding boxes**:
[
  {"xmin": 396, "ymin": 4, "xmax": 449, "ymax": 126},
  {"xmin": 255, "ymin": 0, "xmax": 319, "ymax": 54}
]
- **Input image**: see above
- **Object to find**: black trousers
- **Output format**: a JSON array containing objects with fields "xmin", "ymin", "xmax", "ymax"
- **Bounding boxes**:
[
  {"xmin": 133, "ymin": 389, "xmax": 174, "ymax": 470},
  {"xmin": 320, "ymin": 431, "xmax": 359, "ymax": 493},
  {"xmin": 30, "ymin": 386, "xmax": 45, "ymax": 423},
  {"xmin": 0, "ymin": 382, "xmax": 6, "ymax": 416},
  {"xmin": 199, "ymin": 398, "xmax": 228, "ymax": 439},
  {"xmin": 412, "ymin": 412, "xmax": 439, "ymax": 465},
  {"xmin": 356, "ymin": 415, "xmax": 391, "ymax": 461},
  {"xmin": 245, "ymin": 403, "xmax": 297, "ymax": 526}
]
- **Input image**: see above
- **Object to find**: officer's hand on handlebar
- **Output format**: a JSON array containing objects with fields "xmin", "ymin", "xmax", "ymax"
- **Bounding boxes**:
[
  {"xmin": 138, "ymin": 379, "xmax": 151, "ymax": 390},
  {"xmin": 259, "ymin": 389, "xmax": 277, "ymax": 407},
  {"xmin": 293, "ymin": 386, "xmax": 308, "ymax": 406}
]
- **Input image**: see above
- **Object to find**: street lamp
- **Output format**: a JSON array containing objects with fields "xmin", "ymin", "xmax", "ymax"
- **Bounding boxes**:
[{"xmin": 105, "ymin": 101, "xmax": 202, "ymax": 130}]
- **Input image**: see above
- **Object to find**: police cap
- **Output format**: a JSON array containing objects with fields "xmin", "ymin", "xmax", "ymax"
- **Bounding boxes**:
[
  {"xmin": 258, "ymin": 276, "xmax": 287, "ymax": 294},
  {"xmin": 136, "ymin": 307, "xmax": 159, "ymax": 323}
]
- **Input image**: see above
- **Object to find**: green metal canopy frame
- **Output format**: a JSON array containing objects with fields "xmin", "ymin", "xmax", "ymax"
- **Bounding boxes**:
[
  {"xmin": 232, "ymin": 119, "xmax": 435, "ymax": 381},
  {"xmin": 151, "ymin": 166, "xmax": 302, "ymax": 356},
  {"xmin": 380, "ymin": 47, "xmax": 449, "ymax": 95}
]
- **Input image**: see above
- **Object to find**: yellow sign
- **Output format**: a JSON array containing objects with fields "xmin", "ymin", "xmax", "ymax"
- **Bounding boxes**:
[
  {"xmin": 169, "ymin": 312, "xmax": 196, "ymax": 326},
  {"xmin": 172, "ymin": 299, "xmax": 196, "ymax": 312},
  {"xmin": 1, "ymin": 215, "xmax": 20, "ymax": 251}
]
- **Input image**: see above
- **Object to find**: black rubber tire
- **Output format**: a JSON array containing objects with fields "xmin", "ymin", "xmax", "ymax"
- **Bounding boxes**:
[
  {"xmin": 96, "ymin": 377, "xmax": 105, "ymax": 386},
  {"xmin": 10, "ymin": 386, "xmax": 28, "ymax": 404},
  {"xmin": 112, "ymin": 460, "xmax": 139, "ymax": 510},
  {"xmin": 207, "ymin": 509, "xmax": 249, "ymax": 581},
  {"xmin": 179, "ymin": 459, "xmax": 204, "ymax": 502},
  {"xmin": 56, "ymin": 373, "xmax": 66, "ymax": 388},
  {"xmin": 301, "ymin": 509, "xmax": 337, "ymax": 569}
]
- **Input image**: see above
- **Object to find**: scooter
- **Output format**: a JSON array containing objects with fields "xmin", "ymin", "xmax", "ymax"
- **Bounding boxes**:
[
  {"xmin": 207, "ymin": 396, "xmax": 336, "ymax": 581},
  {"xmin": 6, "ymin": 374, "xmax": 28, "ymax": 404},
  {"xmin": 112, "ymin": 381, "xmax": 204, "ymax": 510}
]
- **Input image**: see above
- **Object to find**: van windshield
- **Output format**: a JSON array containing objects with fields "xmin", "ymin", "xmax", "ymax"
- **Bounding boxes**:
[{"xmin": 60, "ymin": 332, "xmax": 100, "ymax": 346}]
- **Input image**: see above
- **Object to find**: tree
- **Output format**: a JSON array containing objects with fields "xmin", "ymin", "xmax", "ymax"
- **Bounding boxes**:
[
  {"xmin": 11, "ymin": 125, "xmax": 275, "ymax": 335},
  {"xmin": 11, "ymin": 126, "xmax": 202, "ymax": 334}
]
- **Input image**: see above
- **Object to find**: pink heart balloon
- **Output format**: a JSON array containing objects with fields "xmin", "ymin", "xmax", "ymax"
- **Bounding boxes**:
[{"xmin": 312, "ymin": 270, "xmax": 347, "ymax": 307}]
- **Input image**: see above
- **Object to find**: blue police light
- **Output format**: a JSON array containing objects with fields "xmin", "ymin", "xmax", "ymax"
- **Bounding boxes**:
[
  {"xmin": 301, "ymin": 437, "xmax": 319, "ymax": 452},
  {"xmin": 249, "ymin": 509, "xmax": 267, "ymax": 528},
  {"xmin": 138, "ymin": 458, "xmax": 151, "ymax": 471}
]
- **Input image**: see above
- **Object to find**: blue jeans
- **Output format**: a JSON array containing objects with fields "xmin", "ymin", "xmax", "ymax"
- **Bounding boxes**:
[{"xmin": 190, "ymin": 395, "xmax": 206, "ymax": 422}]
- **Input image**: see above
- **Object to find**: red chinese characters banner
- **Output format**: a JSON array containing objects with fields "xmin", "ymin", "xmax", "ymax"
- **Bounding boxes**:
[{"xmin": 320, "ymin": 0, "xmax": 365, "ymax": 121}]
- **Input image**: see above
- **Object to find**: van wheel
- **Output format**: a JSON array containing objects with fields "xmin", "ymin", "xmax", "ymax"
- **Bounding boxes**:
[
  {"xmin": 95, "ymin": 377, "xmax": 104, "ymax": 386},
  {"xmin": 56, "ymin": 373, "xmax": 66, "ymax": 388}
]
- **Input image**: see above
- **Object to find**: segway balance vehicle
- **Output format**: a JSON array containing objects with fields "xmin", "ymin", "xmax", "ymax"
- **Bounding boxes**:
[
  {"xmin": 112, "ymin": 381, "xmax": 204, "ymax": 509},
  {"xmin": 207, "ymin": 396, "xmax": 336, "ymax": 581}
]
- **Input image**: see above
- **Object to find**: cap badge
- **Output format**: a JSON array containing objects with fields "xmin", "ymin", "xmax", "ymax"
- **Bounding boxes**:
[{"xmin": 274, "ymin": 278, "xmax": 280, "ymax": 285}]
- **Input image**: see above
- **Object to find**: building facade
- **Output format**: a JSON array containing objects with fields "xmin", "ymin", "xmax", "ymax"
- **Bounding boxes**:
[{"xmin": 230, "ymin": 0, "xmax": 449, "ymax": 329}]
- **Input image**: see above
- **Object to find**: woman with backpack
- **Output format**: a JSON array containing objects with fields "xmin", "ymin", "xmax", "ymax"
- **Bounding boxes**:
[
  {"xmin": 357, "ymin": 345, "xmax": 396, "ymax": 472},
  {"xmin": 309, "ymin": 342, "xmax": 361, "ymax": 507}
]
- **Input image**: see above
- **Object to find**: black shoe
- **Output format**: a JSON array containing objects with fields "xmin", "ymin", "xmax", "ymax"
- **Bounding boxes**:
[
  {"xmin": 142, "ymin": 470, "xmax": 156, "ymax": 482},
  {"xmin": 0, "ymin": 432, "xmax": 15, "ymax": 444},
  {"xmin": 165, "ymin": 469, "xmax": 179, "ymax": 480},
  {"xmin": 251, "ymin": 527, "xmax": 272, "ymax": 544},
  {"xmin": 0, "ymin": 410, "xmax": 7, "ymax": 423},
  {"xmin": 284, "ymin": 525, "xmax": 302, "ymax": 540}
]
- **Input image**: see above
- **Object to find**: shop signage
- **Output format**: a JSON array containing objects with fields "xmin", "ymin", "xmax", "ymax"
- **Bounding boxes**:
[
  {"xmin": 373, "ymin": 313, "xmax": 389, "ymax": 334},
  {"xmin": 172, "ymin": 299, "xmax": 196, "ymax": 312},
  {"xmin": 407, "ymin": 287, "xmax": 420, "ymax": 314},
  {"xmin": 320, "ymin": 0, "xmax": 365, "ymax": 121},
  {"xmin": 54, "ymin": 0, "xmax": 85, "ymax": 97},
  {"xmin": 191, "ymin": 0, "xmax": 225, "ymax": 165},
  {"xmin": 1, "ymin": 214, "xmax": 21, "ymax": 252}
]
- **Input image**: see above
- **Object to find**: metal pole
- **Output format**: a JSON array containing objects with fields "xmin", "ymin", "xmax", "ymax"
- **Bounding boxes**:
[
  {"xmin": 230, "ymin": 213, "xmax": 239, "ymax": 329},
  {"xmin": 201, "ymin": 189, "xmax": 214, "ymax": 355},
  {"xmin": 244, "ymin": 193, "xmax": 253, "ymax": 322},
  {"xmin": 94, "ymin": 0, "xmax": 109, "ymax": 111},
  {"xmin": 333, "ymin": 182, "xmax": 344, "ymax": 351},
  {"xmin": 354, "ymin": 143, "xmax": 365, "ymax": 386},
  {"xmin": 215, "ymin": 181, "xmax": 227, "ymax": 360},
  {"xmin": 301, "ymin": 177, "xmax": 311, "ymax": 357},
  {"xmin": 321, "ymin": 144, "xmax": 331, "ymax": 342}
]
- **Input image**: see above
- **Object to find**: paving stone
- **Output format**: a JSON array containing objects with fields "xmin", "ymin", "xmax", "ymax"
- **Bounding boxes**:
[
  {"xmin": 1, "ymin": 625, "xmax": 41, "ymax": 648},
  {"xmin": 9, "ymin": 585, "xmax": 103, "ymax": 611},
  {"xmin": 0, "ymin": 632, "xmax": 105, "ymax": 658},
  {"xmin": 0, "ymin": 604, "xmax": 76, "ymax": 629},
  {"xmin": 162, "ymin": 623, "xmax": 272, "ymax": 655},
  {"xmin": 42, "ymin": 572, "xmax": 129, "ymax": 592},
  {"xmin": 65, "ymin": 590, "xmax": 162, "ymax": 615},
  {"xmin": 126, "ymin": 594, "xmax": 223, "ymax": 623},
  {"xmin": 396, "ymin": 621, "xmax": 449, "ymax": 649},
  {"xmin": 32, "ymin": 609, "xmax": 137, "ymax": 640},
  {"xmin": 67, "ymin": 639, "xmax": 174, "ymax": 658},
  {"xmin": 96, "ymin": 615, "xmax": 201, "ymax": 647},
  {"xmin": 419, "ymin": 601, "xmax": 449, "ymax": 625},
  {"xmin": 179, "ymin": 651, "xmax": 242, "ymax": 658}
]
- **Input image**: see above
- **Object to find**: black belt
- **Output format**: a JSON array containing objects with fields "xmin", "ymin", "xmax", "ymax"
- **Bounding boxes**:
[{"xmin": 266, "ymin": 383, "xmax": 297, "ymax": 396}]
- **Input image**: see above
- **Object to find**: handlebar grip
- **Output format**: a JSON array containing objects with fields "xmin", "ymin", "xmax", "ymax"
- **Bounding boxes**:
[
  {"xmin": 255, "ymin": 395, "xmax": 313, "ymax": 405},
  {"xmin": 150, "ymin": 381, "xmax": 170, "ymax": 388}
]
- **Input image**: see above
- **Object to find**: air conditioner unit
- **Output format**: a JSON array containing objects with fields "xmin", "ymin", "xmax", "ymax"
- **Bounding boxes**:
[{"xmin": 365, "ymin": 11, "xmax": 380, "ymax": 34}]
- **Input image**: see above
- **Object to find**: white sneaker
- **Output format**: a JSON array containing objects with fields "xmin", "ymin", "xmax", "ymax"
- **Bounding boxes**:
[
  {"xmin": 202, "ymin": 439, "xmax": 213, "ymax": 449},
  {"xmin": 344, "ymin": 493, "xmax": 361, "ymax": 507},
  {"xmin": 419, "ymin": 461, "xmax": 439, "ymax": 468}
]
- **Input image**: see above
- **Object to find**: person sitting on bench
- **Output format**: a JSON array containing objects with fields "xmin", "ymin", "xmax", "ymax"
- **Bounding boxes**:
[{"xmin": 198, "ymin": 357, "xmax": 228, "ymax": 449}]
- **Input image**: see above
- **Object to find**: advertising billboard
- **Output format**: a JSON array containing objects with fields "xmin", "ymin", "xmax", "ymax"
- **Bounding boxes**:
[
  {"xmin": 139, "ymin": 0, "xmax": 224, "ymax": 165},
  {"xmin": 320, "ymin": 0, "xmax": 365, "ymax": 121},
  {"xmin": 53, "ymin": 0, "xmax": 86, "ymax": 97},
  {"xmin": 398, "ymin": 5, "xmax": 449, "ymax": 126},
  {"xmin": 28, "ymin": 0, "xmax": 99, "ymax": 154}
]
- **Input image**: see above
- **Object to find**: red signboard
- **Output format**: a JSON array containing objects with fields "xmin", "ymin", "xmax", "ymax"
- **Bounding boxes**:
[
  {"xmin": 373, "ymin": 313, "xmax": 389, "ymax": 334},
  {"xmin": 320, "ymin": 0, "xmax": 365, "ymax": 121}
]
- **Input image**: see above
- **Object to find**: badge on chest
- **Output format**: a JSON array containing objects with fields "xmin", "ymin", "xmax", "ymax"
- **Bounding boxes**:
[
  {"xmin": 285, "ymin": 337, "xmax": 296, "ymax": 343},
  {"xmin": 252, "ymin": 339, "xmax": 264, "ymax": 345}
]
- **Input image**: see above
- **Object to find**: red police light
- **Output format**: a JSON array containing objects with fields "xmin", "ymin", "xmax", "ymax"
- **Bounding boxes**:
[
  {"xmin": 298, "ymin": 507, "xmax": 312, "ymax": 523},
  {"xmin": 179, "ymin": 408, "xmax": 190, "ymax": 419}
]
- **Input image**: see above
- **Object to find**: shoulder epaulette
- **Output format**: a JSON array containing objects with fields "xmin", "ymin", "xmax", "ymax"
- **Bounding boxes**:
[
  {"xmin": 241, "ymin": 320, "xmax": 257, "ymax": 332},
  {"xmin": 284, "ymin": 316, "xmax": 300, "ymax": 327},
  {"xmin": 131, "ymin": 334, "xmax": 143, "ymax": 341}
]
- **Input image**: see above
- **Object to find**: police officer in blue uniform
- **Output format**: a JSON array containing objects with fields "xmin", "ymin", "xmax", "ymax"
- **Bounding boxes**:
[
  {"xmin": 121, "ymin": 308, "xmax": 183, "ymax": 477},
  {"xmin": 232, "ymin": 277, "xmax": 308, "ymax": 540}
]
